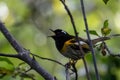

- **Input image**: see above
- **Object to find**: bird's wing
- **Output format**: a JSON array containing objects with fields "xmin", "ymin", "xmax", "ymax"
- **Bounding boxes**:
[
  {"xmin": 68, "ymin": 38, "xmax": 90, "ymax": 52},
  {"xmin": 67, "ymin": 36, "xmax": 110, "ymax": 52}
]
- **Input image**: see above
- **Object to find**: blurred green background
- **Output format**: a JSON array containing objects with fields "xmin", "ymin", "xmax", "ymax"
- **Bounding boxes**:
[{"xmin": 0, "ymin": 0, "xmax": 120, "ymax": 80}]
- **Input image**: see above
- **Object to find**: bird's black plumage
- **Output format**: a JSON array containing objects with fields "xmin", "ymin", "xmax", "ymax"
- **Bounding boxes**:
[
  {"xmin": 50, "ymin": 29, "xmax": 74, "ymax": 51},
  {"xmin": 50, "ymin": 29, "xmax": 110, "ymax": 60}
]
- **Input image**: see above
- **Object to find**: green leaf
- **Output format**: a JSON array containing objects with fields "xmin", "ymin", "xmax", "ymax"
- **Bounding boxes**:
[
  {"xmin": 0, "ymin": 57, "xmax": 14, "ymax": 66},
  {"xmin": 103, "ymin": 20, "xmax": 108, "ymax": 28},
  {"xmin": 101, "ymin": 20, "xmax": 111, "ymax": 36},
  {"xmin": 103, "ymin": 0, "xmax": 109, "ymax": 4},
  {"xmin": 101, "ymin": 27, "xmax": 111, "ymax": 36},
  {"xmin": 84, "ymin": 30, "xmax": 99, "ymax": 36}
]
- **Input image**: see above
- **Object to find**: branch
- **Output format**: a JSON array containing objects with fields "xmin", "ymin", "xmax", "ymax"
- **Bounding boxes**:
[
  {"xmin": 59, "ymin": 0, "xmax": 90, "ymax": 80},
  {"xmin": 65, "ymin": 68, "xmax": 70, "ymax": 80},
  {"xmin": 65, "ymin": 64, "xmax": 71, "ymax": 80},
  {"xmin": 72, "ymin": 63, "xmax": 78, "ymax": 80},
  {"xmin": 103, "ymin": 42, "xmax": 120, "ymax": 57},
  {"xmin": 80, "ymin": 0, "xmax": 100, "ymax": 80},
  {"xmin": 19, "ymin": 55, "xmax": 55, "ymax": 80},
  {"xmin": 60, "ymin": 0, "xmax": 78, "ymax": 37},
  {"xmin": 0, "ymin": 22, "xmax": 55, "ymax": 80},
  {"xmin": 0, "ymin": 23, "xmax": 25, "ymax": 54},
  {"xmin": 59, "ymin": 0, "xmax": 84, "ymax": 56},
  {"xmin": 0, "ymin": 53, "xmax": 19, "ymax": 58},
  {"xmin": 82, "ymin": 57, "xmax": 90, "ymax": 80},
  {"xmin": 31, "ymin": 53, "xmax": 75, "ymax": 72},
  {"xmin": 31, "ymin": 53, "xmax": 65, "ymax": 67}
]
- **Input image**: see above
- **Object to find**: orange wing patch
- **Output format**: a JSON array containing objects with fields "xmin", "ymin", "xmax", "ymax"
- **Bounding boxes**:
[
  {"xmin": 60, "ymin": 39, "xmax": 90, "ymax": 53},
  {"xmin": 60, "ymin": 39, "xmax": 74, "ymax": 53}
]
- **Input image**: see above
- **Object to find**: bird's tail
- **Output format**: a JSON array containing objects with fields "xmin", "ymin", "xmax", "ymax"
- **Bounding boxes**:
[{"xmin": 92, "ymin": 37, "xmax": 110, "ymax": 44}]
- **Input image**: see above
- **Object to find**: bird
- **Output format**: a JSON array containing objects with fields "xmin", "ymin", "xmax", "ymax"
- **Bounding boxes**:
[{"xmin": 49, "ymin": 29, "xmax": 110, "ymax": 60}]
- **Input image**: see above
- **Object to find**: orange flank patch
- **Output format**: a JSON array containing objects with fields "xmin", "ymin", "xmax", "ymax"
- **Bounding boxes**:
[
  {"xmin": 60, "ymin": 39, "xmax": 90, "ymax": 53},
  {"xmin": 60, "ymin": 39, "xmax": 73, "ymax": 53}
]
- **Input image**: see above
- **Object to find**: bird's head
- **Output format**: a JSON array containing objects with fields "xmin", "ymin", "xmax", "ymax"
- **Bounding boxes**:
[
  {"xmin": 49, "ymin": 29, "xmax": 69, "ymax": 40},
  {"xmin": 49, "ymin": 29, "xmax": 73, "ymax": 51}
]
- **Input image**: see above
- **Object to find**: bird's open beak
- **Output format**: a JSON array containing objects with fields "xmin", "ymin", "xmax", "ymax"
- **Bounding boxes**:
[
  {"xmin": 49, "ymin": 29, "xmax": 54, "ymax": 33},
  {"xmin": 48, "ymin": 29, "xmax": 55, "ymax": 37}
]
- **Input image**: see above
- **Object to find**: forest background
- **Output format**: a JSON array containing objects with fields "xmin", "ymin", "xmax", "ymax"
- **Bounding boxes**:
[{"xmin": 0, "ymin": 0, "xmax": 120, "ymax": 80}]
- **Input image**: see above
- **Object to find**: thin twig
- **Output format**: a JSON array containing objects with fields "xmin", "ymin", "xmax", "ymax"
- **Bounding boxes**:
[
  {"xmin": 25, "ymin": 67, "xmax": 32, "ymax": 73},
  {"xmin": 20, "ymin": 72, "xmax": 35, "ymax": 80},
  {"xmin": 103, "ymin": 42, "xmax": 120, "ymax": 57},
  {"xmin": 60, "ymin": 0, "xmax": 78, "ymax": 37},
  {"xmin": 59, "ymin": 0, "xmax": 90, "ymax": 80},
  {"xmin": 59, "ymin": 0, "xmax": 84, "ymax": 56},
  {"xmin": 65, "ymin": 65, "xmax": 70, "ymax": 80},
  {"xmin": 0, "ymin": 53, "xmax": 19, "ymax": 58},
  {"xmin": 31, "ymin": 53, "xmax": 75, "ymax": 72},
  {"xmin": 31, "ymin": 53, "xmax": 65, "ymax": 67},
  {"xmin": 110, "ymin": 34, "xmax": 120, "ymax": 37},
  {"xmin": 72, "ymin": 63, "xmax": 78, "ymax": 80},
  {"xmin": 80, "ymin": 0, "xmax": 100, "ymax": 80},
  {"xmin": 82, "ymin": 57, "xmax": 90, "ymax": 80}
]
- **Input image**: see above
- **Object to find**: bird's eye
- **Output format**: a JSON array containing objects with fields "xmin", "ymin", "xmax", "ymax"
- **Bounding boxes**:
[{"xmin": 61, "ymin": 30, "xmax": 67, "ymax": 34}]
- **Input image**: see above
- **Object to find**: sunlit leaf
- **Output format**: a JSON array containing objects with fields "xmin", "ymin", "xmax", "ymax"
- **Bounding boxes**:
[
  {"xmin": 84, "ymin": 30, "xmax": 99, "ymax": 36},
  {"xmin": 103, "ymin": 20, "xmax": 108, "ymax": 28},
  {"xmin": 101, "ymin": 20, "xmax": 111, "ymax": 36},
  {"xmin": 101, "ymin": 27, "xmax": 111, "ymax": 36},
  {"xmin": 103, "ymin": 0, "xmax": 109, "ymax": 4},
  {"xmin": 0, "ymin": 57, "xmax": 14, "ymax": 66}
]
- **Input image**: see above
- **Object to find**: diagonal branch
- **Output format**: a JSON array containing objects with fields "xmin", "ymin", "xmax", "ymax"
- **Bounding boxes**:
[
  {"xmin": 72, "ymin": 63, "xmax": 78, "ymax": 80},
  {"xmin": 31, "ymin": 53, "xmax": 65, "ymax": 67},
  {"xmin": 60, "ymin": 0, "xmax": 78, "ymax": 37},
  {"xmin": 0, "ymin": 23, "xmax": 25, "ymax": 54},
  {"xmin": 0, "ymin": 22, "xmax": 55, "ymax": 80},
  {"xmin": 59, "ymin": 0, "xmax": 90, "ymax": 80},
  {"xmin": 65, "ymin": 67, "xmax": 70, "ymax": 80},
  {"xmin": 80, "ymin": 0, "xmax": 100, "ymax": 80},
  {"xmin": 0, "ymin": 53, "xmax": 19, "ymax": 58},
  {"xmin": 103, "ymin": 42, "xmax": 120, "ymax": 57}
]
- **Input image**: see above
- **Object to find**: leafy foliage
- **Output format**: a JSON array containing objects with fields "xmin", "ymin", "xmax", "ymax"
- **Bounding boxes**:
[
  {"xmin": 0, "ymin": 0, "xmax": 120, "ymax": 80},
  {"xmin": 103, "ymin": 20, "xmax": 109, "ymax": 28},
  {"xmin": 103, "ymin": 0, "xmax": 110, "ymax": 4},
  {"xmin": 0, "ymin": 67, "xmax": 14, "ymax": 78},
  {"xmin": 0, "ymin": 57, "xmax": 14, "ymax": 66},
  {"xmin": 84, "ymin": 30, "xmax": 100, "ymax": 37},
  {"xmin": 101, "ymin": 20, "xmax": 111, "ymax": 36},
  {"xmin": 0, "ymin": 57, "xmax": 14, "ymax": 79}
]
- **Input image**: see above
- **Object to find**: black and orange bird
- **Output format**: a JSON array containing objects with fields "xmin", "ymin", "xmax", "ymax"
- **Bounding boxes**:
[{"xmin": 50, "ymin": 29, "xmax": 110, "ymax": 60}]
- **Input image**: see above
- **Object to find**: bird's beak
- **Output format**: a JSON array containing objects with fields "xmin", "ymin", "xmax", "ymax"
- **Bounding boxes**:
[
  {"xmin": 49, "ymin": 29, "xmax": 55, "ymax": 33},
  {"xmin": 48, "ymin": 29, "xmax": 55, "ymax": 37}
]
